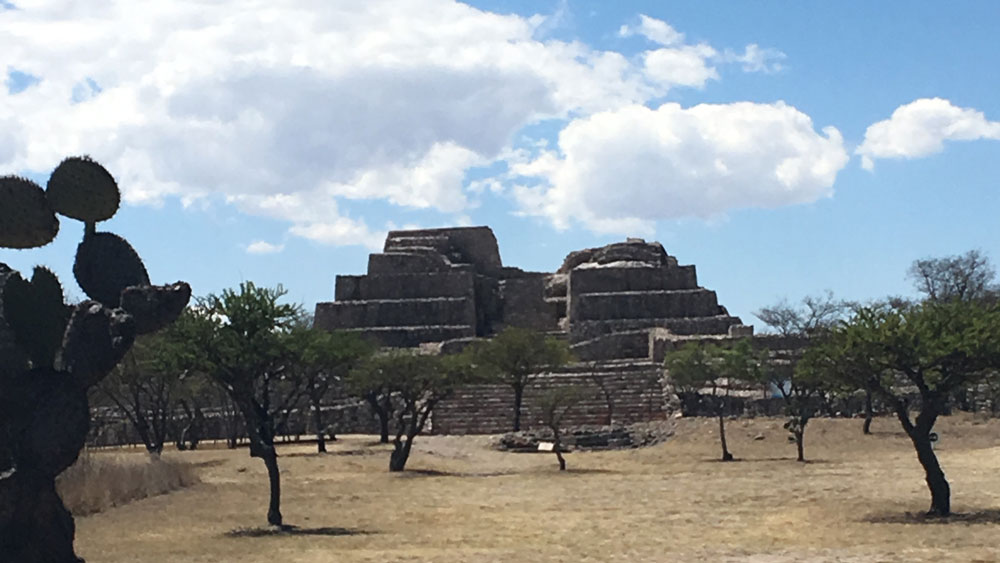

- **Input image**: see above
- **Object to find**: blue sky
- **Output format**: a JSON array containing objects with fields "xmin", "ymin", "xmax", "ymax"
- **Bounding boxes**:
[{"xmin": 2, "ymin": 1, "xmax": 998, "ymax": 325}]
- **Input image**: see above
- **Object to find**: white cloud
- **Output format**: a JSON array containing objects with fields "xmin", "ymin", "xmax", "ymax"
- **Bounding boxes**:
[
  {"xmin": 724, "ymin": 44, "xmax": 786, "ymax": 74},
  {"xmin": 620, "ymin": 14, "xmax": 685, "ymax": 46},
  {"xmin": 0, "ymin": 3, "xmax": 801, "ymax": 243},
  {"xmin": 857, "ymin": 98, "xmax": 1000, "ymax": 170},
  {"xmin": 246, "ymin": 240, "xmax": 285, "ymax": 254},
  {"xmin": 643, "ymin": 44, "xmax": 719, "ymax": 89},
  {"xmin": 509, "ymin": 101, "xmax": 849, "ymax": 234}
]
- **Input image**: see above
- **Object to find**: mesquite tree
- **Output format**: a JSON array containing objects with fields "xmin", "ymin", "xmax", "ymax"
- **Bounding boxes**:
[
  {"xmin": 665, "ymin": 339, "xmax": 755, "ymax": 462},
  {"xmin": 288, "ymin": 324, "xmax": 373, "ymax": 452},
  {"xmin": 536, "ymin": 386, "xmax": 584, "ymax": 471},
  {"xmin": 347, "ymin": 351, "xmax": 474, "ymax": 471},
  {"xmin": 752, "ymin": 342, "xmax": 827, "ymax": 462},
  {"xmin": 467, "ymin": 327, "xmax": 571, "ymax": 431},
  {"xmin": 0, "ymin": 158, "xmax": 190, "ymax": 562},
  {"xmin": 170, "ymin": 284, "xmax": 304, "ymax": 526},
  {"xmin": 93, "ymin": 332, "xmax": 183, "ymax": 456},
  {"xmin": 806, "ymin": 300, "xmax": 1000, "ymax": 516}
]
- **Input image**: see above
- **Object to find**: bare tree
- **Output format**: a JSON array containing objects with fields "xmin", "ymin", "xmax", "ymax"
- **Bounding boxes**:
[{"xmin": 907, "ymin": 249, "xmax": 997, "ymax": 303}]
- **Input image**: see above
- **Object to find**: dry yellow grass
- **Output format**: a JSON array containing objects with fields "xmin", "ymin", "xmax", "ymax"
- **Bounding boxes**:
[
  {"xmin": 75, "ymin": 415, "xmax": 1000, "ymax": 562},
  {"xmin": 57, "ymin": 450, "xmax": 199, "ymax": 516}
]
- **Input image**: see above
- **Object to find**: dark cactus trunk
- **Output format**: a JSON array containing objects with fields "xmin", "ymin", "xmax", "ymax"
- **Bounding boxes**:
[
  {"xmin": 261, "ymin": 449, "xmax": 283, "ymax": 526},
  {"xmin": 0, "ymin": 471, "xmax": 82, "ymax": 563},
  {"xmin": 513, "ymin": 384, "xmax": 524, "ymax": 432}
]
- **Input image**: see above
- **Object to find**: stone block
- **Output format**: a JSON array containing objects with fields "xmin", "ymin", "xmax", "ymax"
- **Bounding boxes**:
[
  {"xmin": 500, "ymin": 274, "xmax": 559, "ymax": 331},
  {"xmin": 315, "ymin": 297, "xmax": 476, "ymax": 329},
  {"xmin": 570, "ymin": 289, "xmax": 723, "ymax": 322},
  {"xmin": 385, "ymin": 226, "xmax": 502, "ymax": 276},
  {"xmin": 343, "ymin": 325, "xmax": 475, "ymax": 348},
  {"xmin": 367, "ymin": 252, "xmax": 451, "ymax": 275},
  {"xmin": 567, "ymin": 266, "xmax": 697, "ymax": 296},
  {"xmin": 571, "ymin": 315, "xmax": 743, "ymax": 342},
  {"xmin": 334, "ymin": 272, "xmax": 475, "ymax": 301}
]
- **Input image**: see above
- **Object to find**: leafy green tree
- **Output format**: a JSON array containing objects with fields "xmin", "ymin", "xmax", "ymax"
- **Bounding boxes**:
[
  {"xmin": 288, "ymin": 324, "xmax": 373, "ymax": 452},
  {"xmin": 804, "ymin": 300, "xmax": 1000, "ymax": 516},
  {"xmin": 467, "ymin": 327, "xmax": 571, "ymax": 431},
  {"xmin": 347, "ymin": 351, "xmax": 476, "ymax": 471},
  {"xmin": 752, "ymin": 345, "xmax": 830, "ymax": 462},
  {"xmin": 169, "ymin": 283, "xmax": 304, "ymax": 526},
  {"xmin": 665, "ymin": 340, "xmax": 756, "ymax": 462},
  {"xmin": 536, "ymin": 386, "xmax": 585, "ymax": 471}
]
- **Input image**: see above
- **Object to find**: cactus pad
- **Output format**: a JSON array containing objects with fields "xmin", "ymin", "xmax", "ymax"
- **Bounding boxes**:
[
  {"xmin": 2, "ymin": 267, "xmax": 70, "ymax": 370},
  {"xmin": 120, "ymin": 282, "xmax": 192, "ymax": 334},
  {"xmin": 45, "ymin": 156, "xmax": 120, "ymax": 223},
  {"xmin": 0, "ymin": 176, "xmax": 60, "ymax": 249},
  {"xmin": 57, "ymin": 301, "xmax": 136, "ymax": 388},
  {"xmin": 74, "ymin": 232, "xmax": 150, "ymax": 307}
]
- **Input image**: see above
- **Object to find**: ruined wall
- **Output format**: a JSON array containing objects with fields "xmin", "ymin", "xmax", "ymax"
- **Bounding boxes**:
[{"xmin": 431, "ymin": 361, "xmax": 666, "ymax": 434}]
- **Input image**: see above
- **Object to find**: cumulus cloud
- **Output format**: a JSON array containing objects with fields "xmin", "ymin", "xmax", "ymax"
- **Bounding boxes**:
[
  {"xmin": 857, "ymin": 98, "xmax": 1000, "ymax": 170},
  {"xmin": 246, "ymin": 240, "xmax": 285, "ymax": 255},
  {"xmin": 723, "ymin": 44, "xmax": 786, "ymax": 74},
  {"xmin": 0, "ymin": 3, "xmax": 803, "ymax": 243},
  {"xmin": 643, "ymin": 44, "xmax": 719, "ymax": 89},
  {"xmin": 619, "ymin": 14, "xmax": 685, "ymax": 46},
  {"xmin": 509, "ymin": 101, "xmax": 849, "ymax": 234}
]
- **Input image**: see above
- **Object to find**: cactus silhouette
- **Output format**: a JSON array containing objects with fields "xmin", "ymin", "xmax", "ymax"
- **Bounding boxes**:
[{"xmin": 0, "ymin": 157, "xmax": 190, "ymax": 563}]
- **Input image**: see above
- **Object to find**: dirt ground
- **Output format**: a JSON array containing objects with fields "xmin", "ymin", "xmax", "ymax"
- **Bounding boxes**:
[{"xmin": 75, "ymin": 415, "xmax": 1000, "ymax": 562}]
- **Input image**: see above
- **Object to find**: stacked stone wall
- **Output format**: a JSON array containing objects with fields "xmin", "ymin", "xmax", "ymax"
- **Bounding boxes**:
[{"xmin": 432, "ymin": 361, "xmax": 666, "ymax": 434}]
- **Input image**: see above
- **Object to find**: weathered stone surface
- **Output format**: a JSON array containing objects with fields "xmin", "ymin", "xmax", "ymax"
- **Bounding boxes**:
[
  {"xmin": 572, "ymin": 315, "xmax": 741, "ymax": 343},
  {"xmin": 568, "ymin": 265, "xmax": 697, "ymax": 295},
  {"xmin": 384, "ymin": 226, "xmax": 502, "ymax": 276},
  {"xmin": 570, "ymin": 289, "xmax": 724, "ymax": 322},
  {"xmin": 499, "ymin": 275, "xmax": 559, "ymax": 331},
  {"xmin": 335, "ymin": 272, "xmax": 475, "ymax": 301},
  {"xmin": 315, "ymin": 297, "xmax": 476, "ymax": 330},
  {"xmin": 558, "ymin": 240, "xmax": 675, "ymax": 273}
]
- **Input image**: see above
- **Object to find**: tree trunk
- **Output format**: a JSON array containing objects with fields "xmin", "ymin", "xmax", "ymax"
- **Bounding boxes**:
[
  {"xmin": 513, "ymin": 384, "xmax": 524, "ymax": 432},
  {"xmin": 911, "ymin": 433, "xmax": 950, "ymax": 516},
  {"xmin": 795, "ymin": 430, "xmax": 805, "ymax": 462},
  {"xmin": 261, "ymin": 449, "xmax": 283, "ymax": 526},
  {"xmin": 389, "ymin": 436, "xmax": 414, "ymax": 472},
  {"xmin": 717, "ymin": 413, "xmax": 733, "ymax": 461},
  {"xmin": 311, "ymin": 401, "xmax": 326, "ymax": 454},
  {"xmin": 553, "ymin": 427, "xmax": 566, "ymax": 470},
  {"xmin": 378, "ymin": 410, "xmax": 390, "ymax": 444},
  {"xmin": 863, "ymin": 390, "xmax": 873, "ymax": 435}
]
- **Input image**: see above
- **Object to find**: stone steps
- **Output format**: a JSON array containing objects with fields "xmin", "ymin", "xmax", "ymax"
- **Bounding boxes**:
[
  {"xmin": 316, "ymin": 296, "xmax": 476, "ymax": 328},
  {"xmin": 341, "ymin": 325, "xmax": 476, "ymax": 348}
]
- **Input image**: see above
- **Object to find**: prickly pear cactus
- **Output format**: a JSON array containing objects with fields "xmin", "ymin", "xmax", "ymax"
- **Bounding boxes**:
[{"xmin": 0, "ymin": 157, "xmax": 190, "ymax": 563}]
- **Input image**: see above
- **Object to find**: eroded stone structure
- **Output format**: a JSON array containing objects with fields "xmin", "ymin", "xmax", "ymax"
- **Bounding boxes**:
[
  {"xmin": 316, "ymin": 227, "xmax": 748, "ymax": 353},
  {"xmin": 315, "ymin": 226, "xmax": 754, "ymax": 433}
]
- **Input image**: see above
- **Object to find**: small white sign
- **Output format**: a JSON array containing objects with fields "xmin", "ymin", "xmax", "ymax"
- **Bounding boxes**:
[{"xmin": 537, "ymin": 441, "xmax": 555, "ymax": 452}]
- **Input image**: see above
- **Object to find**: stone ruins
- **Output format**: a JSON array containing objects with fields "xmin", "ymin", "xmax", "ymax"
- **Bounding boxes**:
[{"xmin": 315, "ymin": 226, "xmax": 759, "ymax": 433}]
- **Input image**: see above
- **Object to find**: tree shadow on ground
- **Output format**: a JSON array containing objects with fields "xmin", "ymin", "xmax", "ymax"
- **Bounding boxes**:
[
  {"xmin": 225, "ymin": 525, "xmax": 374, "ymax": 538},
  {"xmin": 190, "ymin": 459, "xmax": 228, "ymax": 469},
  {"xmin": 706, "ymin": 457, "xmax": 831, "ymax": 464},
  {"xmin": 865, "ymin": 509, "xmax": 1000, "ymax": 525},
  {"xmin": 284, "ymin": 449, "xmax": 382, "ymax": 458},
  {"xmin": 396, "ymin": 468, "xmax": 515, "ymax": 478}
]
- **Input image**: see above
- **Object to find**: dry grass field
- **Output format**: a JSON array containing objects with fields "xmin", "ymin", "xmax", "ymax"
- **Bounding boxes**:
[{"xmin": 75, "ymin": 415, "xmax": 1000, "ymax": 562}]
